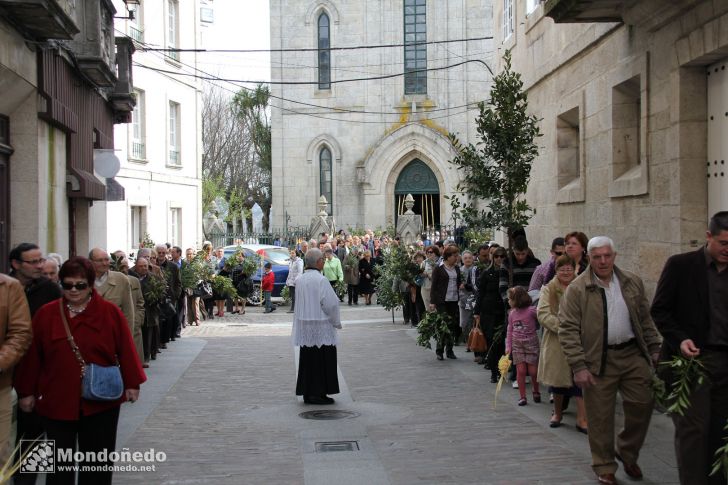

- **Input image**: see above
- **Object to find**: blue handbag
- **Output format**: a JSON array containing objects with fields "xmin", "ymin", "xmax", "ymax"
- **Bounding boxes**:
[{"xmin": 59, "ymin": 301, "xmax": 124, "ymax": 401}]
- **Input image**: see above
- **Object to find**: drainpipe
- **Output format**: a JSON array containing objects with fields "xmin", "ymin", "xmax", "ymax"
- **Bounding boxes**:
[{"xmin": 68, "ymin": 197, "xmax": 76, "ymax": 257}]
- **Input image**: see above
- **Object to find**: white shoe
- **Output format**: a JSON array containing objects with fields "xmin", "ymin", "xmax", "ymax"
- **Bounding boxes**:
[{"xmin": 512, "ymin": 381, "xmax": 519, "ymax": 389}]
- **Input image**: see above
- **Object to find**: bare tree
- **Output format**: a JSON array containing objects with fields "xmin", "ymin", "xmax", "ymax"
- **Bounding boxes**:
[{"xmin": 202, "ymin": 84, "xmax": 271, "ymax": 233}]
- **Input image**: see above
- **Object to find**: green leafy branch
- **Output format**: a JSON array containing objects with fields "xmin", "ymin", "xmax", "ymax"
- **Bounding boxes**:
[
  {"xmin": 653, "ymin": 355, "xmax": 706, "ymax": 416},
  {"xmin": 711, "ymin": 419, "xmax": 728, "ymax": 479},
  {"xmin": 416, "ymin": 311, "xmax": 453, "ymax": 350}
]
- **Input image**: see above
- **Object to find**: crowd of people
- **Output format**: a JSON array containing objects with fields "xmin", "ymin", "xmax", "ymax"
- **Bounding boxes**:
[{"xmin": 0, "ymin": 210, "xmax": 726, "ymax": 485}]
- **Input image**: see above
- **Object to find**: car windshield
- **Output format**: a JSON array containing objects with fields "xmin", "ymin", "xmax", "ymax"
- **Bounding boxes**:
[
  {"xmin": 262, "ymin": 248, "xmax": 290, "ymax": 265},
  {"xmin": 224, "ymin": 247, "xmax": 290, "ymax": 266}
]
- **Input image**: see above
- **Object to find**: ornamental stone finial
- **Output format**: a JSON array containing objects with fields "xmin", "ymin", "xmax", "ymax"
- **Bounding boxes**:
[
  {"xmin": 404, "ymin": 193, "xmax": 415, "ymax": 215},
  {"xmin": 318, "ymin": 195, "xmax": 328, "ymax": 216}
]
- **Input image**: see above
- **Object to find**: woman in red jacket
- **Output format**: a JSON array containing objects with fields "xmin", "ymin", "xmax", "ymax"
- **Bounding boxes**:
[{"xmin": 15, "ymin": 257, "xmax": 146, "ymax": 485}]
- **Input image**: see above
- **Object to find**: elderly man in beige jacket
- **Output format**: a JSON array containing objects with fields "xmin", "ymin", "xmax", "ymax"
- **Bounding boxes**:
[
  {"xmin": 89, "ymin": 248, "xmax": 136, "ymax": 342},
  {"xmin": 558, "ymin": 236, "xmax": 662, "ymax": 485}
]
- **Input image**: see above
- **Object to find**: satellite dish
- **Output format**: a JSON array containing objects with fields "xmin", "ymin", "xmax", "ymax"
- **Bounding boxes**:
[{"xmin": 94, "ymin": 149, "xmax": 121, "ymax": 178}]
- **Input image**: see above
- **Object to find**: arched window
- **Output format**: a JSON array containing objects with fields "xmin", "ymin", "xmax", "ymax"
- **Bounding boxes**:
[
  {"xmin": 318, "ymin": 13, "xmax": 331, "ymax": 90},
  {"xmin": 319, "ymin": 147, "xmax": 333, "ymax": 214}
]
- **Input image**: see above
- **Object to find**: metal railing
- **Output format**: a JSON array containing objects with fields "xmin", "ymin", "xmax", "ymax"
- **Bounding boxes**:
[
  {"xmin": 168, "ymin": 149, "xmax": 180, "ymax": 166},
  {"xmin": 130, "ymin": 26, "xmax": 144, "ymax": 42},
  {"xmin": 208, "ymin": 227, "xmax": 310, "ymax": 249},
  {"xmin": 131, "ymin": 141, "xmax": 145, "ymax": 159}
]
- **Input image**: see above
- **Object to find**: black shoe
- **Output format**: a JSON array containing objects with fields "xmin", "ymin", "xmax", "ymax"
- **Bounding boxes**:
[
  {"xmin": 436, "ymin": 353, "xmax": 444, "ymax": 361},
  {"xmin": 446, "ymin": 351, "xmax": 457, "ymax": 359},
  {"xmin": 303, "ymin": 396, "xmax": 335, "ymax": 405},
  {"xmin": 490, "ymin": 375, "xmax": 498, "ymax": 383}
]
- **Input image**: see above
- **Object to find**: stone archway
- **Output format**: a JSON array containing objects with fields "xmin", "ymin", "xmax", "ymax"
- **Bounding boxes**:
[{"xmin": 394, "ymin": 159, "xmax": 440, "ymax": 228}]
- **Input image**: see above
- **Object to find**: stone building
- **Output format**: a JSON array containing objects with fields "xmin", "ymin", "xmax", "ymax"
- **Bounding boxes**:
[
  {"xmin": 0, "ymin": 0, "xmax": 135, "ymax": 271},
  {"xmin": 269, "ymin": 0, "xmax": 493, "ymax": 231},
  {"xmin": 494, "ymin": 0, "xmax": 728, "ymax": 293},
  {"xmin": 108, "ymin": 0, "xmax": 205, "ymax": 255}
]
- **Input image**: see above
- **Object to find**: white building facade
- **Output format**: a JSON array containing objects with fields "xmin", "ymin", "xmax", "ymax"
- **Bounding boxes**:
[
  {"xmin": 109, "ymin": 0, "xmax": 205, "ymax": 254},
  {"xmin": 270, "ymin": 0, "xmax": 493, "ymax": 231}
]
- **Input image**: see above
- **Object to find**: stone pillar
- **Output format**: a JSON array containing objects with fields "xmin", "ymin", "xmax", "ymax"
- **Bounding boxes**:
[
  {"xmin": 396, "ymin": 194, "xmax": 423, "ymax": 246},
  {"xmin": 309, "ymin": 195, "xmax": 334, "ymax": 239}
]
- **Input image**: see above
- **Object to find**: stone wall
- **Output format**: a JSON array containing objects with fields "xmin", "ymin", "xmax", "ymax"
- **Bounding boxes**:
[{"xmin": 495, "ymin": 0, "xmax": 728, "ymax": 294}]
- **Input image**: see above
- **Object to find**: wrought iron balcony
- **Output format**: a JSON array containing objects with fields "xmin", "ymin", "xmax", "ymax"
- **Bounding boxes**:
[
  {"xmin": 0, "ymin": 0, "xmax": 79, "ymax": 40},
  {"xmin": 129, "ymin": 24, "xmax": 143, "ymax": 42},
  {"xmin": 131, "ymin": 141, "xmax": 145, "ymax": 159},
  {"xmin": 544, "ymin": 0, "xmax": 625, "ymax": 23},
  {"xmin": 168, "ymin": 149, "xmax": 180, "ymax": 165}
]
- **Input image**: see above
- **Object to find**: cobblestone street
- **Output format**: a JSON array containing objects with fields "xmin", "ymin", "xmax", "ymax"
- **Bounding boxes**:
[{"xmin": 114, "ymin": 303, "xmax": 679, "ymax": 485}]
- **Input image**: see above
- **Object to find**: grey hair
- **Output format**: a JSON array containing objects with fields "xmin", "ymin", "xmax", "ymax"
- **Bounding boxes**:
[
  {"xmin": 47, "ymin": 253, "xmax": 64, "ymax": 266},
  {"xmin": 155, "ymin": 243, "xmax": 167, "ymax": 251},
  {"xmin": 461, "ymin": 250, "xmax": 473, "ymax": 258},
  {"xmin": 137, "ymin": 248, "xmax": 152, "ymax": 259},
  {"xmin": 304, "ymin": 248, "xmax": 324, "ymax": 268},
  {"xmin": 587, "ymin": 236, "xmax": 616, "ymax": 254}
]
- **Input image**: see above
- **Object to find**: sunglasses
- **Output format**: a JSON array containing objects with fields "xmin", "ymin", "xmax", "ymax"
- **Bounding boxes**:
[
  {"xmin": 61, "ymin": 281, "xmax": 89, "ymax": 291},
  {"xmin": 493, "ymin": 254, "xmax": 506, "ymax": 259}
]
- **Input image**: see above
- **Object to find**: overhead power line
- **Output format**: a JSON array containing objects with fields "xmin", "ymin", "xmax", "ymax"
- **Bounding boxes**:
[
  {"xmin": 133, "ymin": 58, "xmax": 493, "ymax": 85},
  {"xmin": 138, "ymin": 36, "xmax": 493, "ymax": 54}
]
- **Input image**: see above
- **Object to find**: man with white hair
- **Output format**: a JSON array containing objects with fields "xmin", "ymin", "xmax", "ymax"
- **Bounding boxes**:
[
  {"xmin": 558, "ymin": 236, "xmax": 662, "ymax": 485},
  {"xmin": 292, "ymin": 248, "xmax": 342, "ymax": 405}
]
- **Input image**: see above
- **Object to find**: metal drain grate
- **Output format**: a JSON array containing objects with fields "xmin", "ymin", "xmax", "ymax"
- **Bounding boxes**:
[
  {"xmin": 299, "ymin": 410, "xmax": 360, "ymax": 420},
  {"xmin": 315, "ymin": 441, "xmax": 359, "ymax": 453}
]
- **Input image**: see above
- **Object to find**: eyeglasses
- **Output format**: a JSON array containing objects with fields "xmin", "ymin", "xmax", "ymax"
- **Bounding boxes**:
[
  {"xmin": 557, "ymin": 267, "xmax": 575, "ymax": 273},
  {"xmin": 61, "ymin": 281, "xmax": 89, "ymax": 290},
  {"xmin": 21, "ymin": 258, "xmax": 46, "ymax": 265},
  {"xmin": 493, "ymin": 255, "xmax": 506, "ymax": 259}
]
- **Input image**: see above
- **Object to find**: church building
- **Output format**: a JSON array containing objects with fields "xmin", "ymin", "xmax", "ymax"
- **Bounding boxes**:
[{"xmin": 269, "ymin": 0, "xmax": 493, "ymax": 231}]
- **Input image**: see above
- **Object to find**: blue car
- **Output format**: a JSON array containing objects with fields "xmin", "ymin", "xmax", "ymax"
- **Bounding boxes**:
[{"xmin": 222, "ymin": 244, "xmax": 290, "ymax": 306}]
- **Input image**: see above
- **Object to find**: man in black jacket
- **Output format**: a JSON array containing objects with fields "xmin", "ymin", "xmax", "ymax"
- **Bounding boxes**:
[
  {"xmin": 8, "ymin": 242, "xmax": 61, "ymax": 485},
  {"xmin": 651, "ymin": 211, "xmax": 728, "ymax": 485}
]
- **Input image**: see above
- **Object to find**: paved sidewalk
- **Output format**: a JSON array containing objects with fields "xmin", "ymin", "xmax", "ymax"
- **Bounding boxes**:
[{"xmin": 114, "ymin": 303, "xmax": 679, "ymax": 485}]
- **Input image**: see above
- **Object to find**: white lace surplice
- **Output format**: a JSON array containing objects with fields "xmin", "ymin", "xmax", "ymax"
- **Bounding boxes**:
[{"xmin": 291, "ymin": 269, "xmax": 342, "ymax": 347}]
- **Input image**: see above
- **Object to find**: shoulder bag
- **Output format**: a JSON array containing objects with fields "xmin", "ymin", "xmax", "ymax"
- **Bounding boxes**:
[
  {"xmin": 467, "ymin": 318, "xmax": 488, "ymax": 353},
  {"xmin": 59, "ymin": 300, "xmax": 124, "ymax": 401}
]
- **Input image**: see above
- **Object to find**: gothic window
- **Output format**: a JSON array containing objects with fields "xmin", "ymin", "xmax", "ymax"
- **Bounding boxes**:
[
  {"xmin": 404, "ymin": 0, "xmax": 426, "ymax": 95},
  {"xmin": 318, "ymin": 13, "xmax": 331, "ymax": 90},
  {"xmin": 319, "ymin": 147, "xmax": 333, "ymax": 214}
]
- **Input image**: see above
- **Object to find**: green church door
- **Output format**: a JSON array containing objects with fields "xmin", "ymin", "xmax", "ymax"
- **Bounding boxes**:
[{"xmin": 394, "ymin": 159, "xmax": 440, "ymax": 229}]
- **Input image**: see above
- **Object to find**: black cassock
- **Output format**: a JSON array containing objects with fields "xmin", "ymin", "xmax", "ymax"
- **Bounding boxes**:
[{"xmin": 295, "ymin": 345, "xmax": 340, "ymax": 397}]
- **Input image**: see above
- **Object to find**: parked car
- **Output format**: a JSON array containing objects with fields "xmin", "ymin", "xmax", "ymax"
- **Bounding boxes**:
[{"xmin": 222, "ymin": 244, "xmax": 290, "ymax": 306}]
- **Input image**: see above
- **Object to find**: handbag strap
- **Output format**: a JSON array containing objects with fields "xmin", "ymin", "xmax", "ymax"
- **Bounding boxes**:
[{"xmin": 58, "ymin": 300, "xmax": 87, "ymax": 377}]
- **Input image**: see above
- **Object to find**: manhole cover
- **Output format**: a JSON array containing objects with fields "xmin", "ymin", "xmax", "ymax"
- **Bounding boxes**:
[
  {"xmin": 315, "ymin": 441, "xmax": 359, "ymax": 452},
  {"xmin": 299, "ymin": 410, "xmax": 360, "ymax": 420}
]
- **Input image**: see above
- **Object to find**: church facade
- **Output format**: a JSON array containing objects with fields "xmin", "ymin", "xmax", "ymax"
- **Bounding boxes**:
[{"xmin": 269, "ymin": 0, "xmax": 493, "ymax": 231}]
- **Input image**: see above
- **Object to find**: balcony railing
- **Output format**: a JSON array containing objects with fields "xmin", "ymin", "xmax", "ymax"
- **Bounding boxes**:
[
  {"xmin": 130, "ymin": 25, "xmax": 144, "ymax": 42},
  {"xmin": 167, "ymin": 49, "xmax": 180, "ymax": 62},
  {"xmin": 131, "ymin": 141, "xmax": 145, "ymax": 159},
  {"xmin": 168, "ymin": 149, "xmax": 180, "ymax": 165}
]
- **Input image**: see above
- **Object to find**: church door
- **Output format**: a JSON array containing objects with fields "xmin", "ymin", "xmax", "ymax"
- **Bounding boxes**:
[{"xmin": 394, "ymin": 159, "xmax": 440, "ymax": 229}]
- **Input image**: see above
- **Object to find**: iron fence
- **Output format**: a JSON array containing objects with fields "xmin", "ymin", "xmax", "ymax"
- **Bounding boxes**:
[{"xmin": 208, "ymin": 226, "xmax": 310, "ymax": 249}]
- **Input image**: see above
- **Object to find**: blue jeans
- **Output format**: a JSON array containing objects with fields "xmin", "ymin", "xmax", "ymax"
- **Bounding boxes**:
[{"xmin": 264, "ymin": 291, "xmax": 272, "ymax": 311}]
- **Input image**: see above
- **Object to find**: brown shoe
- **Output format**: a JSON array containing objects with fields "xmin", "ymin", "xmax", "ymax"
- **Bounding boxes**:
[
  {"xmin": 615, "ymin": 453, "xmax": 643, "ymax": 480},
  {"xmin": 596, "ymin": 473, "xmax": 617, "ymax": 485}
]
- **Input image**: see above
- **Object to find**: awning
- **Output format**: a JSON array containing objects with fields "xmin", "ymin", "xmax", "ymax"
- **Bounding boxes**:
[
  {"xmin": 67, "ymin": 167, "xmax": 106, "ymax": 200},
  {"xmin": 105, "ymin": 177, "xmax": 125, "ymax": 201}
]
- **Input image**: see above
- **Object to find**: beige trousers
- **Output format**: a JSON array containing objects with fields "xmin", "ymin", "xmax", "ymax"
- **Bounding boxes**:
[
  {"xmin": 0, "ymin": 386, "xmax": 11, "ymax": 467},
  {"xmin": 582, "ymin": 343, "xmax": 654, "ymax": 475}
]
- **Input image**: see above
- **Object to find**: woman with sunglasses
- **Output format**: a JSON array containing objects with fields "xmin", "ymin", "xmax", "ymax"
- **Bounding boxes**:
[
  {"xmin": 15, "ymin": 256, "xmax": 146, "ymax": 485},
  {"xmin": 474, "ymin": 248, "xmax": 508, "ymax": 381}
]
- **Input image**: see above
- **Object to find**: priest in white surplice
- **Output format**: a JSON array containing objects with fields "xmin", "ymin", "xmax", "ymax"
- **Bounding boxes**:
[{"xmin": 292, "ymin": 248, "xmax": 342, "ymax": 404}]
